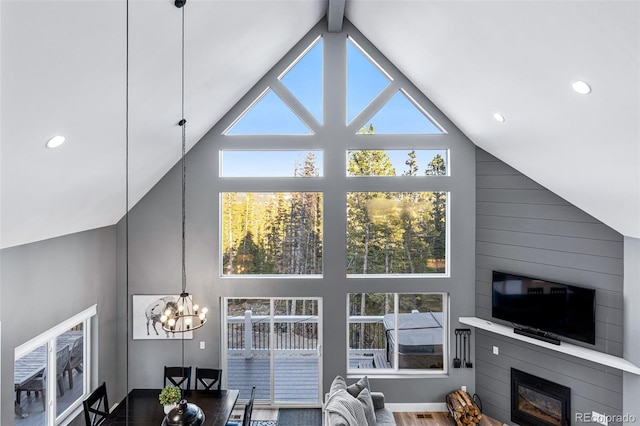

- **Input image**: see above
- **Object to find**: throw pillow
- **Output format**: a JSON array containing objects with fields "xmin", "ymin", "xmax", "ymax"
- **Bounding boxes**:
[
  {"xmin": 325, "ymin": 389, "xmax": 368, "ymax": 426},
  {"xmin": 346, "ymin": 375, "xmax": 370, "ymax": 397},
  {"xmin": 330, "ymin": 375, "xmax": 348, "ymax": 394},
  {"xmin": 357, "ymin": 387, "xmax": 377, "ymax": 426}
]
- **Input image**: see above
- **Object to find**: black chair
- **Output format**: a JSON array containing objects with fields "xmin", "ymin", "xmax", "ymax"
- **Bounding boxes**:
[
  {"xmin": 195, "ymin": 367, "xmax": 222, "ymax": 391},
  {"xmin": 226, "ymin": 386, "xmax": 255, "ymax": 426},
  {"xmin": 83, "ymin": 382, "xmax": 109, "ymax": 426},
  {"xmin": 164, "ymin": 366, "xmax": 192, "ymax": 391}
]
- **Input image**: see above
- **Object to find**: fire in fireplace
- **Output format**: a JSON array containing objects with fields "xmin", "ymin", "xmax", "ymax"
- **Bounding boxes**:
[{"xmin": 511, "ymin": 368, "xmax": 571, "ymax": 426}]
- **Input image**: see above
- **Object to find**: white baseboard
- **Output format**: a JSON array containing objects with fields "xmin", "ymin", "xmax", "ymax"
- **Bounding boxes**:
[{"xmin": 386, "ymin": 402, "xmax": 448, "ymax": 412}]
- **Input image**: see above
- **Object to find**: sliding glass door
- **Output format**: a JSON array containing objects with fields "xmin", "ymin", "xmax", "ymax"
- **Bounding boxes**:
[{"xmin": 223, "ymin": 298, "xmax": 322, "ymax": 405}]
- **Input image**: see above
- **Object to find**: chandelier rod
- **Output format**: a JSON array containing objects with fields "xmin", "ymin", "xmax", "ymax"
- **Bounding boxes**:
[
  {"xmin": 180, "ymin": 0, "xmax": 187, "ymax": 296},
  {"xmin": 161, "ymin": 0, "xmax": 207, "ymax": 335},
  {"xmin": 125, "ymin": 0, "xmax": 130, "ymax": 419}
]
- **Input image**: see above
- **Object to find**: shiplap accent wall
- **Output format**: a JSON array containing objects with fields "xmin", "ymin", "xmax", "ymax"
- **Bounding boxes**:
[{"xmin": 475, "ymin": 148, "xmax": 624, "ymax": 424}]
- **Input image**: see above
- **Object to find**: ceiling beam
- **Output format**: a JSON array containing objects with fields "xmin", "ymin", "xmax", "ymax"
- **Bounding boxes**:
[{"xmin": 327, "ymin": 0, "xmax": 346, "ymax": 32}]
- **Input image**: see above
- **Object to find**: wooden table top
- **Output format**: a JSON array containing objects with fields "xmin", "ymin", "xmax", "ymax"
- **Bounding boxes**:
[
  {"xmin": 102, "ymin": 389, "xmax": 240, "ymax": 426},
  {"xmin": 14, "ymin": 330, "xmax": 83, "ymax": 387}
]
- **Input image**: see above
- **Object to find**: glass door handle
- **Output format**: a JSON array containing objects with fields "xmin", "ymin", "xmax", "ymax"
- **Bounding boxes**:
[{"xmin": 317, "ymin": 344, "xmax": 322, "ymax": 357}]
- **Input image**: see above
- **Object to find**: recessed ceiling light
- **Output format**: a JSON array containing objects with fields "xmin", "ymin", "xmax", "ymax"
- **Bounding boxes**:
[
  {"xmin": 571, "ymin": 80, "xmax": 591, "ymax": 95},
  {"xmin": 45, "ymin": 135, "xmax": 66, "ymax": 149},
  {"xmin": 493, "ymin": 113, "xmax": 506, "ymax": 123}
]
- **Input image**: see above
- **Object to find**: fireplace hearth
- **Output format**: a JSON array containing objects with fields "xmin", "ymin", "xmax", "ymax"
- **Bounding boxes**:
[{"xmin": 511, "ymin": 369, "xmax": 570, "ymax": 426}]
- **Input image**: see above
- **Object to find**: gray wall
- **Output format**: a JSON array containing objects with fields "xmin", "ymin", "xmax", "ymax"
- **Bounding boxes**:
[
  {"xmin": 0, "ymin": 226, "xmax": 120, "ymax": 426},
  {"xmin": 120, "ymin": 20, "xmax": 477, "ymax": 403},
  {"xmin": 475, "ymin": 148, "xmax": 624, "ymax": 424}
]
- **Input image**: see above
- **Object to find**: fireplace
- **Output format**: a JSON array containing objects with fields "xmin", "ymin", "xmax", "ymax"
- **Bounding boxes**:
[{"xmin": 511, "ymin": 369, "xmax": 571, "ymax": 426}]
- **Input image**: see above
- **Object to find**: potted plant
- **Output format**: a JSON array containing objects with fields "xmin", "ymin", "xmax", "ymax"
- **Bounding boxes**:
[{"xmin": 159, "ymin": 385, "xmax": 182, "ymax": 414}]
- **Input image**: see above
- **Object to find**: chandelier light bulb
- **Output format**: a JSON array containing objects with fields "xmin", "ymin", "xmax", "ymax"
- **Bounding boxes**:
[
  {"xmin": 201, "ymin": 307, "xmax": 208, "ymax": 315},
  {"xmin": 160, "ymin": 315, "xmax": 168, "ymax": 323},
  {"xmin": 168, "ymin": 318, "xmax": 176, "ymax": 327},
  {"xmin": 193, "ymin": 304, "xmax": 199, "ymax": 313},
  {"xmin": 178, "ymin": 305, "xmax": 184, "ymax": 313},
  {"xmin": 165, "ymin": 308, "xmax": 173, "ymax": 316}
]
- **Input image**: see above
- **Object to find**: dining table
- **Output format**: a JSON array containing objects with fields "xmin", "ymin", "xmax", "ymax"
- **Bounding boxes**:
[{"xmin": 101, "ymin": 388, "xmax": 240, "ymax": 425}]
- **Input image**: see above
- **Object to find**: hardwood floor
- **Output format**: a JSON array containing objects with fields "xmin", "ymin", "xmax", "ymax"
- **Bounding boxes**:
[
  {"xmin": 393, "ymin": 411, "xmax": 505, "ymax": 426},
  {"xmin": 394, "ymin": 412, "xmax": 453, "ymax": 426}
]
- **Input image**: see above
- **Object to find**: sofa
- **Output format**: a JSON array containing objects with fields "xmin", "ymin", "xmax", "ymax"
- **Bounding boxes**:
[{"xmin": 324, "ymin": 375, "xmax": 396, "ymax": 426}]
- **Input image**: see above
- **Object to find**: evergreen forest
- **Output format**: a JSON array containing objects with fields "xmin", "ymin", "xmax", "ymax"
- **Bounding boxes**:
[{"xmin": 221, "ymin": 131, "xmax": 446, "ymax": 275}]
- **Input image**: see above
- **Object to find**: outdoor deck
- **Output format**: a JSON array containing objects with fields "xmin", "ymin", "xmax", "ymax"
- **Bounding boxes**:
[
  {"xmin": 227, "ymin": 355, "xmax": 320, "ymax": 403},
  {"xmin": 226, "ymin": 350, "xmax": 390, "ymax": 404},
  {"xmin": 15, "ymin": 369, "xmax": 84, "ymax": 426}
]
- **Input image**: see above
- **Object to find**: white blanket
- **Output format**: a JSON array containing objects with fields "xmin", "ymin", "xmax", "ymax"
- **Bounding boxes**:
[{"xmin": 325, "ymin": 389, "xmax": 369, "ymax": 426}]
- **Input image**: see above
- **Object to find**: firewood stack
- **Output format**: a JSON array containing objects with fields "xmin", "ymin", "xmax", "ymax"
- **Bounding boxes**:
[{"xmin": 446, "ymin": 390, "xmax": 483, "ymax": 426}]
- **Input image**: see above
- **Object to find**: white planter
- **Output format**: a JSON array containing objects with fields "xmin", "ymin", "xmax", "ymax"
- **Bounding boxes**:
[{"xmin": 164, "ymin": 403, "xmax": 177, "ymax": 414}]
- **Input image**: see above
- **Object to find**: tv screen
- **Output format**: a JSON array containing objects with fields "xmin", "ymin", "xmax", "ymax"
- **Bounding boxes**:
[{"xmin": 492, "ymin": 271, "xmax": 596, "ymax": 345}]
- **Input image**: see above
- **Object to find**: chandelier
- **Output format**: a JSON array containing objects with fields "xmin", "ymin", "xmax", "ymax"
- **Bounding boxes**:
[
  {"xmin": 160, "ymin": 0, "xmax": 208, "ymax": 335},
  {"xmin": 161, "ymin": 292, "xmax": 208, "ymax": 333}
]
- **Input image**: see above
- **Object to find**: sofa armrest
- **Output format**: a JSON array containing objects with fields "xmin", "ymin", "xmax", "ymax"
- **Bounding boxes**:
[{"xmin": 370, "ymin": 391, "xmax": 385, "ymax": 410}]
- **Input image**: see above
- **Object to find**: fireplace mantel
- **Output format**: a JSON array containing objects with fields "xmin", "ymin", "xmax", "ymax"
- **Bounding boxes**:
[{"xmin": 459, "ymin": 316, "xmax": 640, "ymax": 375}]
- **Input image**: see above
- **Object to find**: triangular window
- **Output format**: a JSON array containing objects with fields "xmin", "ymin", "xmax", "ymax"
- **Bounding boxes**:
[
  {"xmin": 346, "ymin": 38, "xmax": 390, "ymax": 124},
  {"xmin": 225, "ymin": 89, "xmax": 312, "ymax": 135},
  {"xmin": 363, "ymin": 90, "xmax": 443, "ymax": 134},
  {"xmin": 280, "ymin": 38, "xmax": 323, "ymax": 124}
]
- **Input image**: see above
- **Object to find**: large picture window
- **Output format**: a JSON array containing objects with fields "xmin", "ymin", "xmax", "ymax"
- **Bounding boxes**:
[
  {"xmin": 221, "ymin": 192, "xmax": 323, "ymax": 275},
  {"xmin": 214, "ymin": 24, "xmax": 465, "ymax": 379},
  {"xmin": 348, "ymin": 293, "xmax": 447, "ymax": 375},
  {"xmin": 346, "ymin": 191, "xmax": 447, "ymax": 275}
]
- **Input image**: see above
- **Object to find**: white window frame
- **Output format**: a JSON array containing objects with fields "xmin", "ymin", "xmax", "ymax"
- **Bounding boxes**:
[
  {"xmin": 15, "ymin": 304, "xmax": 97, "ymax": 426},
  {"xmin": 210, "ymin": 20, "xmax": 469, "ymax": 381},
  {"xmin": 221, "ymin": 297, "xmax": 324, "ymax": 405},
  {"xmin": 346, "ymin": 293, "xmax": 449, "ymax": 378}
]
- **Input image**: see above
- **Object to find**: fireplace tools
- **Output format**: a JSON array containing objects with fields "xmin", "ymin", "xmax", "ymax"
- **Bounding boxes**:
[
  {"xmin": 453, "ymin": 329, "xmax": 462, "ymax": 368},
  {"xmin": 453, "ymin": 328, "xmax": 472, "ymax": 368}
]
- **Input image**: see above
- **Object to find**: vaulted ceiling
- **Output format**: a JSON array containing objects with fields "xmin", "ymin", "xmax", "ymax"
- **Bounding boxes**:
[{"xmin": 1, "ymin": 0, "xmax": 638, "ymax": 249}]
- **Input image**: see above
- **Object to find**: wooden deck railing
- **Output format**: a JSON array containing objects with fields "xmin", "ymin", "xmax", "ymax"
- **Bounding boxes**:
[
  {"xmin": 227, "ymin": 311, "xmax": 319, "ymax": 357},
  {"xmin": 226, "ymin": 311, "xmax": 388, "ymax": 358}
]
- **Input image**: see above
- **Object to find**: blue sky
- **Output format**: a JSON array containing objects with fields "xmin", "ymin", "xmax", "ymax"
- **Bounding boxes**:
[{"xmin": 223, "ymin": 37, "xmax": 445, "ymax": 175}]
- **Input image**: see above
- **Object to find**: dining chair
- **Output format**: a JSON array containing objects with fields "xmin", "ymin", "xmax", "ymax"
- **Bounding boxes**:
[
  {"xmin": 83, "ymin": 382, "xmax": 109, "ymax": 426},
  {"xmin": 65, "ymin": 335, "xmax": 84, "ymax": 388},
  {"xmin": 226, "ymin": 386, "xmax": 255, "ymax": 426},
  {"xmin": 164, "ymin": 366, "xmax": 192, "ymax": 391},
  {"xmin": 195, "ymin": 367, "xmax": 222, "ymax": 391}
]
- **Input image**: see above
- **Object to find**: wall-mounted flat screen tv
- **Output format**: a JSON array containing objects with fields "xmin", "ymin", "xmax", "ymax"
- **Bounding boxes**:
[{"xmin": 492, "ymin": 271, "xmax": 596, "ymax": 345}]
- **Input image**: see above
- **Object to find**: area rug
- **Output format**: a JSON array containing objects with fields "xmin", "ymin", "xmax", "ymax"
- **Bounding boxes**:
[
  {"xmin": 251, "ymin": 421, "xmax": 277, "ymax": 426},
  {"xmin": 277, "ymin": 408, "xmax": 322, "ymax": 426}
]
